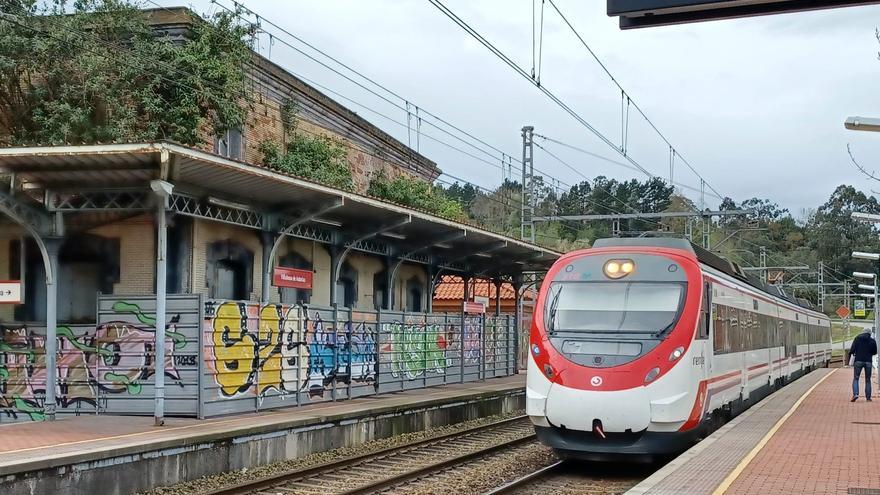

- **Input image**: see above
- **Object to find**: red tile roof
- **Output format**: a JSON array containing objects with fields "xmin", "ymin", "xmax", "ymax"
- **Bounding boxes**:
[{"xmin": 433, "ymin": 275, "xmax": 535, "ymax": 301}]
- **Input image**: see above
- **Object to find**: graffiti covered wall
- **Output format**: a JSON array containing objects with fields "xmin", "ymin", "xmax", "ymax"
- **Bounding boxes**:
[
  {"xmin": 202, "ymin": 302, "xmax": 379, "ymax": 416},
  {"xmin": 0, "ymin": 295, "xmax": 201, "ymax": 422}
]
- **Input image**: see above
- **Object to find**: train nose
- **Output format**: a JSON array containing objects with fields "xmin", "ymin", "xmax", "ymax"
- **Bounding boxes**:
[{"xmin": 544, "ymin": 382, "xmax": 651, "ymax": 433}]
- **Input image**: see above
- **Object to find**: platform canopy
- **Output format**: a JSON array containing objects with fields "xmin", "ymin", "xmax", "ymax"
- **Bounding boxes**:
[
  {"xmin": 607, "ymin": 0, "xmax": 880, "ymax": 29},
  {"xmin": 0, "ymin": 142, "xmax": 559, "ymax": 279}
]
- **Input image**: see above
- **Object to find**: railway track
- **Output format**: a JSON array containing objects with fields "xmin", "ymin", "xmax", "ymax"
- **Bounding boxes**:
[
  {"xmin": 484, "ymin": 460, "xmax": 652, "ymax": 495},
  {"xmin": 204, "ymin": 415, "xmax": 537, "ymax": 495}
]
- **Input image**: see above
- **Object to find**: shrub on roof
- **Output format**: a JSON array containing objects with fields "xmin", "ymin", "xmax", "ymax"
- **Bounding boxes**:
[
  {"xmin": 259, "ymin": 137, "xmax": 354, "ymax": 191},
  {"xmin": 367, "ymin": 170, "xmax": 467, "ymax": 222}
]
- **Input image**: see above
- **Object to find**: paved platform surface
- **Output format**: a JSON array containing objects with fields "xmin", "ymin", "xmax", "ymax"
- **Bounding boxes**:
[
  {"xmin": 727, "ymin": 368, "xmax": 880, "ymax": 495},
  {"xmin": 0, "ymin": 374, "xmax": 523, "ymax": 476},
  {"xmin": 627, "ymin": 369, "xmax": 834, "ymax": 495}
]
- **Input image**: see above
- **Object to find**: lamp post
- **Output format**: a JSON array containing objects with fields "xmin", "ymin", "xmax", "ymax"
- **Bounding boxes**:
[
  {"xmin": 845, "ymin": 116, "xmax": 880, "ymax": 132},
  {"xmin": 853, "ymin": 253, "xmax": 880, "ymax": 391}
]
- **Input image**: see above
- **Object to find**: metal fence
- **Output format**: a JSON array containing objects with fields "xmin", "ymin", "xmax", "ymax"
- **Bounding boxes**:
[
  {"xmin": 0, "ymin": 296, "xmax": 517, "ymax": 422},
  {"xmin": 201, "ymin": 301, "xmax": 517, "ymax": 418}
]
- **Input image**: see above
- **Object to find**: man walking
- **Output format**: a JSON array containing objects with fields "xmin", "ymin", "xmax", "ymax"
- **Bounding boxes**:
[{"xmin": 851, "ymin": 327, "xmax": 878, "ymax": 402}]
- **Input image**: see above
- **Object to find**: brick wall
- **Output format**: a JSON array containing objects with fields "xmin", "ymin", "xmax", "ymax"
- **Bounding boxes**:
[
  {"xmin": 238, "ymin": 95, "xmax": 415, "ymax": 194},
  {"xmin": 89, "ymin": 215, "xmax": 155, "ymax": 295}
]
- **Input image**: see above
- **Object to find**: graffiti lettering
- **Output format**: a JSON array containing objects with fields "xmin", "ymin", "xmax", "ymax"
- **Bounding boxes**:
[
  {"xmin": 205, "ymin": 302, "xmax": 377, "ymax": 400},
  {"xmin": 0, "ymin": 300, "xmax": 188, "ymax": 422},
  {"xmin": 382, "ymin": 322, "xmax": 449, "ymax": 379}
]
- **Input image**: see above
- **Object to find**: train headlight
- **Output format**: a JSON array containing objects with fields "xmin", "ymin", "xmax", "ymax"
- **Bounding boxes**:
[
  {"xmin": 532, "ymin": 344, "xmax": 540, "ymax": 356},
  {"xmin": 543, "ymin": 364, "xmax": 555, "ymax": 378},
  {"xmin": 669, "ymin": 346, "xmax": 685, "ymax": 362},
  {"xmin": 644, "ymin": 367, "xmax": 661, "ymax": 384},
  {"xmin": 604, "ymin": 259, "xmax": 635, "ymax": 279}
]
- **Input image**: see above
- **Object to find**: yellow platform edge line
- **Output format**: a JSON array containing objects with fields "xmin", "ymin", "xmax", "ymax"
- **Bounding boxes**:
[{"xmin": 711, "ymin": 368, "xmax": 836, "ymax": 495}]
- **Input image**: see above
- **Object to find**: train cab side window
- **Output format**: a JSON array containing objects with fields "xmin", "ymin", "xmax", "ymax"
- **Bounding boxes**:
[{"xmin": 697, "ymin": 283, "xmax": 710, "ymax": 340}]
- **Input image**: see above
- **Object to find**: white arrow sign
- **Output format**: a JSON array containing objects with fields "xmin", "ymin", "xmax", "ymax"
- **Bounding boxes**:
[{"xmin": 0, "ymin": 281, "xmax": 22, "ymax": 304}]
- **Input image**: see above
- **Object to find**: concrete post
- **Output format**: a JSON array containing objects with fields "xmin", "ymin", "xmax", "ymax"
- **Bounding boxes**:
[
  {"xmin": 154, "ymin": 202, "xmax": 167, "ymax": 426},
  {"xmin": 150, "ymin": 179, "xmax": 173, "ymax": 427},
  {"xmin": 44, "ymin": 238, "xmax": 61, "ymax": 421}
]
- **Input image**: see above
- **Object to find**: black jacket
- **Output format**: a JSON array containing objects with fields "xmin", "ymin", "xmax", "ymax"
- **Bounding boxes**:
[{"xmin": 851, "ymin": 332, "xmax": 878, "ymax": 363}]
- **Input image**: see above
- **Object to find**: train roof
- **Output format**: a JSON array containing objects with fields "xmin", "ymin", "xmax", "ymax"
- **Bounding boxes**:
[{"xmin": 591, "ymin": 238, "xmax": 817, "ymax": 312}]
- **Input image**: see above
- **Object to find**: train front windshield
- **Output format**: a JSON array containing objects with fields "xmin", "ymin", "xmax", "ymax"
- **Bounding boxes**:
[{"xmin": 546, "ymin": 282, "xmax": 685, "ymax": 334}]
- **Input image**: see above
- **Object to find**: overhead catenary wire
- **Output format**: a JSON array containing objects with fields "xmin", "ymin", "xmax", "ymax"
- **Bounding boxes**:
[
  {"xmin": 427, "ymin": 0, "xmax": 722, "ymax": 208},
  {"xmin": 545, "ymin": 0, "xmax": 727, "ymax": 202}
]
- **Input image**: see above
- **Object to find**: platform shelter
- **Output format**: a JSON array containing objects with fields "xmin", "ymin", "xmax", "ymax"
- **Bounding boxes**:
[{"xmin": 0, "ymin": 142, "xmax": 558, "ymax": 424}]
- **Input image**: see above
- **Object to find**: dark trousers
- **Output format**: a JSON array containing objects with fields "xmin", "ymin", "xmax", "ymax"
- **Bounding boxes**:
[{"xmin": 853, "ymin": 361, "xmax": 873, "ymax": 399}]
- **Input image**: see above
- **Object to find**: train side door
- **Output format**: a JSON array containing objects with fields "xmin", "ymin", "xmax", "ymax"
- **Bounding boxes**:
[{"xmin": 695, "ymin": 281, "xmax": 710, "ymax": 380}]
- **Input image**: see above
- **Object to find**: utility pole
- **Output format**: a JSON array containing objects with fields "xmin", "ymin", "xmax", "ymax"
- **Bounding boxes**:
[
  {"xmin": 702, "ymin": 216, "xmax": 711, "ymax": 249},
  {"xmin": 521, "ymin": 126, "xmax": 535, "ymax": 243},
  {"xmin": 817, "ymin": 261, "xmax": 825, "ymax": 311},
  {"xmin": 760, "ymin": 246, "xmax": 767, "ymax": 283}
]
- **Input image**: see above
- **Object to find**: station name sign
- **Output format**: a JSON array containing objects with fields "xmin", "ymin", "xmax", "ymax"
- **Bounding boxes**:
[
  {"xmin": 463, "ymin": 301, "xmax": 485, "ymax": 314},
  {"xmin": 0, "ymin": 280, "xmax": 22, "ymax": 304},
  {"xmin": 272, "ymin": 267, "xmax": 313, "ymax": 290}
]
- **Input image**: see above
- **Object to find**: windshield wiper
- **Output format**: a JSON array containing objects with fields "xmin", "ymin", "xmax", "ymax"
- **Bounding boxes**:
[{"xmin": 547, "ymin": 285, "xmax": 563, "ymax": 334}]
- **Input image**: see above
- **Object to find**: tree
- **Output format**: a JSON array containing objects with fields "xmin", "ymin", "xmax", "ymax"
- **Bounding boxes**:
[
  {"xmin": 0, "ymin": 0, "xmax": 255, "ymax": 146},
  {"xmin": 807, "ymin": 185, "xmax": 880, "ymax": 276}
]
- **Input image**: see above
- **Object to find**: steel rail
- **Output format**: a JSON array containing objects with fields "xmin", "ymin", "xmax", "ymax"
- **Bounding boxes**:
[
  {"xmin": 482, "ymin": 461, "xmax": 565, "ymax": 494},
  {"xmin": 337, "ymin": 434, "xmax": 538, "ymax": 494},
  {"xmin": 203, "ymin": 415, "xmax": 529, "ymax": 495}
]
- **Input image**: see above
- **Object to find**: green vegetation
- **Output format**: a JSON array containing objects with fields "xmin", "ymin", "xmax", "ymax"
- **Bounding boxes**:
[
  {"xmin": 0, "ymin": 0, "xmax": 255, "ymax": 146},
  {"xmin": 259, "ymin": 137, "xmax": 353, "ymax": 191},
  {"xmin": 260, "ymin": 97, "xmax": 354, "ymax": 191},
  {"xmin": 368, "ymin": 170, "xmax": 467, "ymax": 221}
]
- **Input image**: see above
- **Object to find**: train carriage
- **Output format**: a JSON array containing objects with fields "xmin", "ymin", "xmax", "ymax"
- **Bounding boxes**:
[{"xmin": 526, "ymin": 238, "xmax": 831, "ymax": 460}]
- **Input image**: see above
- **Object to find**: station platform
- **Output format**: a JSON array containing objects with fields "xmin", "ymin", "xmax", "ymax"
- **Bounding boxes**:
[
  {"xmin": 628, "ymin": 368, "xmax": 880, "ymax": 495},
  {"xmin": 0, "ymin": 374, "xmax": 524, "ymax": 495}
]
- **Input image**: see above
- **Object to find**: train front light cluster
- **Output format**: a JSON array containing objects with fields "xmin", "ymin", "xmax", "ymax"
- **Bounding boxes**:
[
  {"xmin": 669, "ymin": 346, "xmax": 685, "ymax": 362},
  {"xmin": 603, "ymin": 259, "xmax": 635, "ymax": 279}
]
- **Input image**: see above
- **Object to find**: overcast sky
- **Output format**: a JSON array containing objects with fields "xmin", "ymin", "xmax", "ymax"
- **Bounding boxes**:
[{"xmin": 164, "ymin": 0, "xmax": 880, "ymax": 217}]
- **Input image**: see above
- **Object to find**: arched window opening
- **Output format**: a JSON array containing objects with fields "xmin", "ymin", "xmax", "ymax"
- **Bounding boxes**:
[
  {"xmin": 336, "ymin": 262, "xmax": 357, "ymax": 308},
  {"xmin": 406, "ymin": 276, "xmax": 423, "ymax": 313},
  {"xmin": 373, "ymin": 271, "xmax": 388, "ymax": 310},
  {"xmin": 207, "ymin": 240, "xmax": 253, "ymax": 301}
]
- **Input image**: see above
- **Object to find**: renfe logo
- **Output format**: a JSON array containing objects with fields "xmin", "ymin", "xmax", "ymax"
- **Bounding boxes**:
[
  {"xmin": 272, "ymin": 267, "xmax": 313, "ymax": 289},
  {"xmin": 590, "ymin": 376, "xmax": 603, "ymax": 387}
]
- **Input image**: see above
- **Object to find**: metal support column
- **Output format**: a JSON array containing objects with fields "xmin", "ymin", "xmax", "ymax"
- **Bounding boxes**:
[
  {"xmin": 426, "ymin": 264, "xmax": 435, "ymax": 313},
  {"xmin": 151, "ymin": 180, "xmax": 172, "ymax": 427},
  {"xmin": 260, "ymin": 230, "xmax": 276, "ymax": 304},
  {"xmin": 513, "ymin": 275, "xmax": 523, "ymax": 373},
  {"xmin": 817, "ymin": 261, "xmax": 825, "ymax": 311},
  {"xmin": 384, "ymin": 256, "xmax": 395, "ymax": 310},
  {"xmin": 329, "ymin": 245, "xmax": 341, "ymax": 306},
  {"xmin": 44, "ymin": 238, "xmax": 61, "ymax": 421}
]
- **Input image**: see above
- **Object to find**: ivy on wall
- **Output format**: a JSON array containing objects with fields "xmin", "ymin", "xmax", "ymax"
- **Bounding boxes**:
[{"xmin": 0, "ymin": 0, "xmax": 255, "ymax": 145}]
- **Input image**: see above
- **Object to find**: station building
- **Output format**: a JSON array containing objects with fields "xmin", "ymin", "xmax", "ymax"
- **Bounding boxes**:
[{"xmin": 0, "ymin": 8, "xmax": 558, "ymax": 424}]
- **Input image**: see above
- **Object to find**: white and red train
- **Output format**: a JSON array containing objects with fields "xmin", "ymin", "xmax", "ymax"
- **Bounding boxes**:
[{"xmin": 527, "ymin": 238, "xmax": 831, "ymax": 459}]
